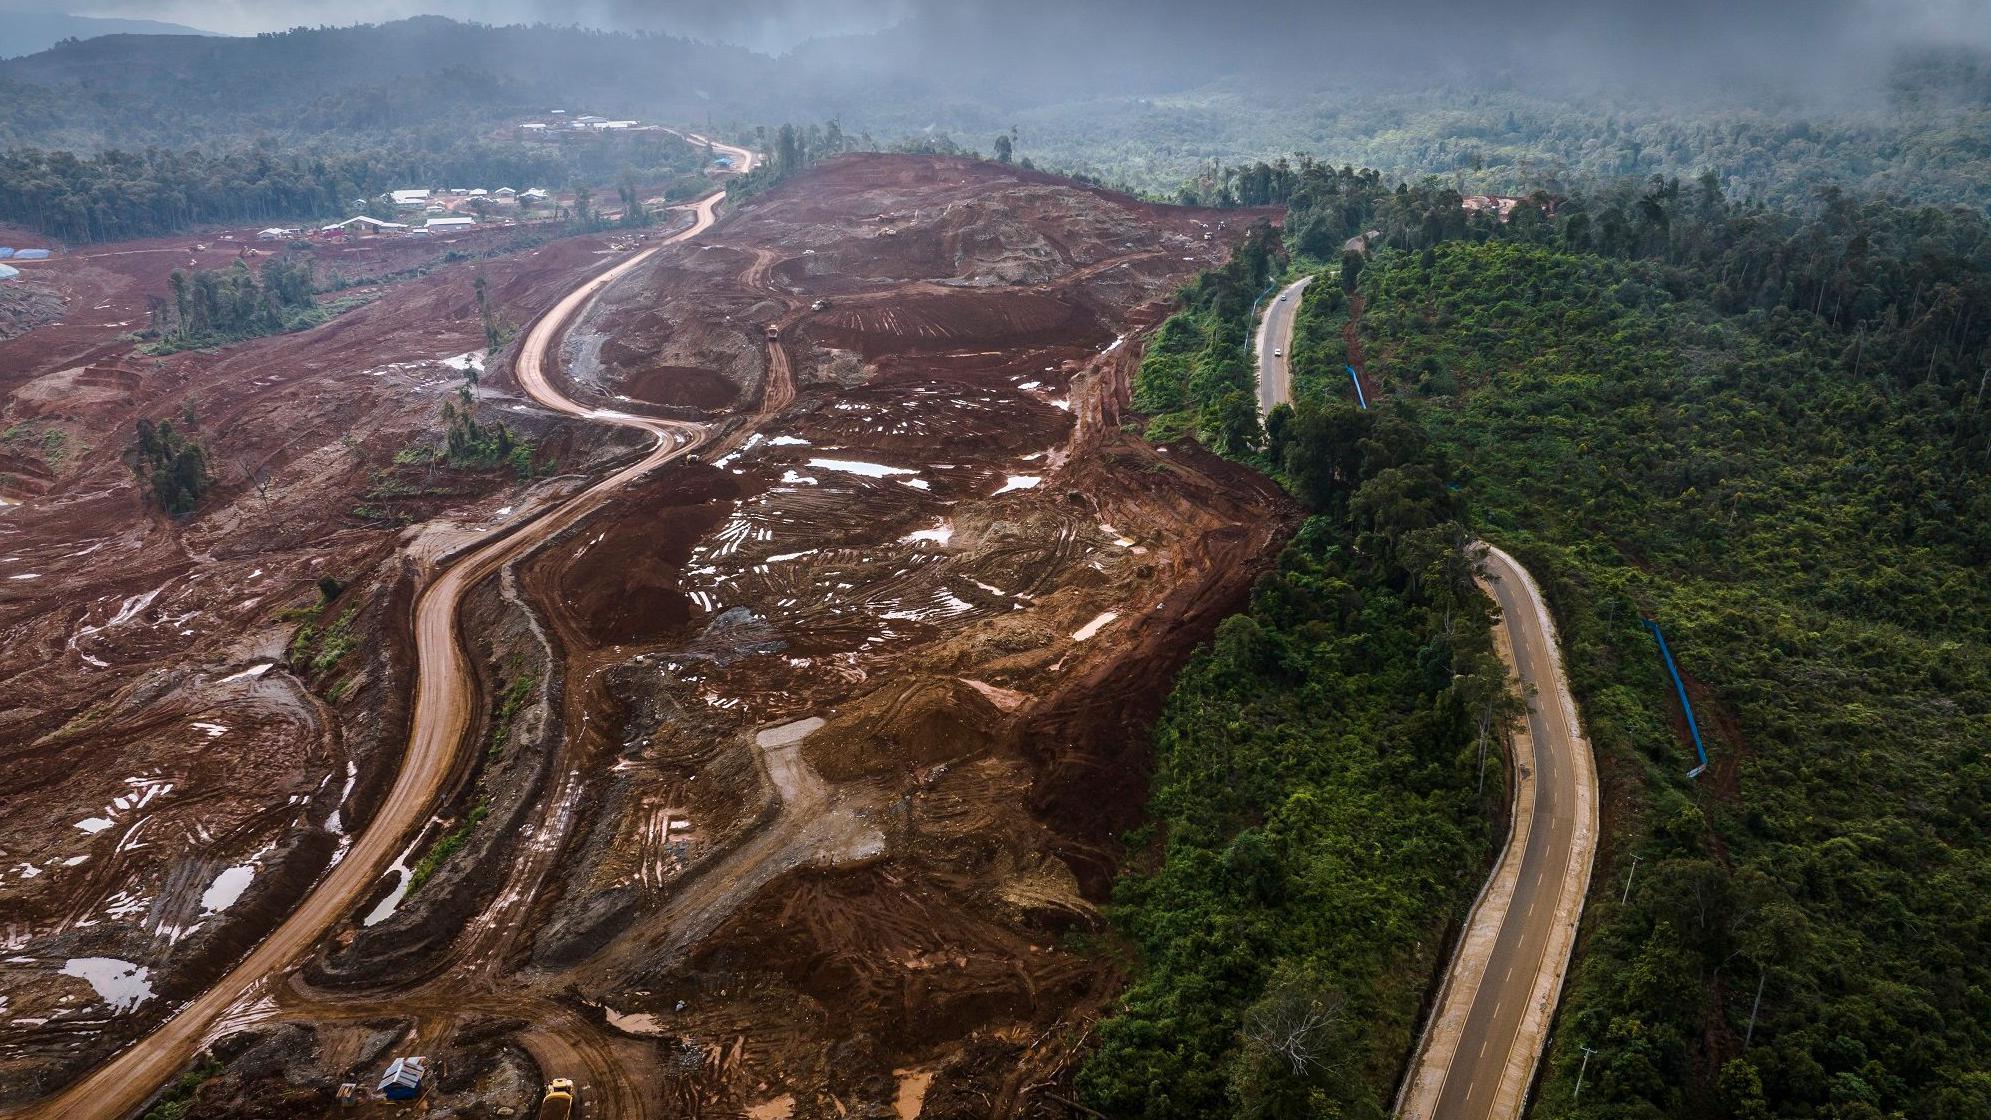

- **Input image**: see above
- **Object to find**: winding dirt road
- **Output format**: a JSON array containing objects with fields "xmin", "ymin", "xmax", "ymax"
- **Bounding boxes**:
[{"xmin": 4, "ymin": 137, "xmax": 755, "ymax": 1120}]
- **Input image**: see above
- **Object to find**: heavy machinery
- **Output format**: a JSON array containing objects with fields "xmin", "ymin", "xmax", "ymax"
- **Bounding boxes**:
[
  {"xmin": 765, "ymin": 324, "xmax": 781, "ymax": 342},
  {"xmin": 538, "ymin": 1078, "xmax": 575, "ymax": 1120}
]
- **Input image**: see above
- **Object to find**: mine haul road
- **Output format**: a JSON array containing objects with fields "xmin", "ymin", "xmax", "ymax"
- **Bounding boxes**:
[
  {"xmin": 1252, "ymin": 274, "xmax": 1599, "ymax": 1120},
  {"xmin": 8, "ymin": 137, "xmax": 755, "ymax": 1120}
]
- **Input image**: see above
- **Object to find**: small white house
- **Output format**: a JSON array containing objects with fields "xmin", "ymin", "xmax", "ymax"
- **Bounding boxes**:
[
  {"xmin": 467, "ymin": 188, "xmax": 489, "ymax": 198},
  {"xmin": 495, "ymin": 187, "xmax": 517, "ymax": 198},
  {"xmin": 521, "ymin": 188, "xmax": 551, "ymax": 202}
]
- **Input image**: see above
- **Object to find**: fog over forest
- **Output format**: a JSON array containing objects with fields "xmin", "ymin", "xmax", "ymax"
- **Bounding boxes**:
[{"xmin": 63, "ymin": 0, "xmax": 1991, "ymax": 93}]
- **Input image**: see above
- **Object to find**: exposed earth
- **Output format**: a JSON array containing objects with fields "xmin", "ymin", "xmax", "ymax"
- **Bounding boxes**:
[{"xmin": 0, "ymin": 153, "xmax": 1292, "ymax": 1118}]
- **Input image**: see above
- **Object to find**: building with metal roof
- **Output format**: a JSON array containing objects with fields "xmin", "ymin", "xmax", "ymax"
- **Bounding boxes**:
[{"xmin": 377, "ymin": 1056, "xmax": 427, "ymax": 1101}]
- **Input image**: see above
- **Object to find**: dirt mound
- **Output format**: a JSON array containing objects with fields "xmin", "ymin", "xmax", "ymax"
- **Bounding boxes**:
[
  {"xmin": 539, "ymin": 463, "xmax": 743, "ymax": 646},
  {"xmin": 803, "ymin": 676, "xmax": 1007, "ymax": 781},
  {"xmin": 621, "ymin": 364, "xmax": 739, "ymax": 410}
]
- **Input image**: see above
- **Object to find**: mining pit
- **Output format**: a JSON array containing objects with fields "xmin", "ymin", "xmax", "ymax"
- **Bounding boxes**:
[{"xmin": 0, "ymin": 154, "xmax": 1293, "ymax": 1117}]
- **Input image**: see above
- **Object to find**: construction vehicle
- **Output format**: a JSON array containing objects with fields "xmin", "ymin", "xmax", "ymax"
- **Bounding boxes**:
[
  {"xmin": 765, "ymin": 325, "xmax": 781, "ymax": 342},
  {"xmin": 810, "ymin": 299, "xmax": 829, "ymax": 311},
  {"xmin": 539, "ymin": 1078, "xmax": 575, "ymax": 1120}
]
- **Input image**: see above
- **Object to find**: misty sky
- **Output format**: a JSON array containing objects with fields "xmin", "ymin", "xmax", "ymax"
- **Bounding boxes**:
[{"xmin": 41, "ymin": 0, "xmax": 1991, "ymax": 59}]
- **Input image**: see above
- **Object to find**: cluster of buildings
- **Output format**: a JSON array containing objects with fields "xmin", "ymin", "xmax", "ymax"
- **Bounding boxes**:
[
  {"xmin": 247, "ymin": 186, "xmax": 559, "ymax": 244},
  {"xmin": 515, "ymin": 109, "xmax": 678, "ymax": 145}
]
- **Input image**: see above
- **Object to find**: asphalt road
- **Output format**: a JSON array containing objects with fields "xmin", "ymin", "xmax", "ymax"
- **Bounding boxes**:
[
  {"xmin": 1255, "ymin": 273, "xmax": 1314, "ymax": 414},
  {"xmin": 1397, "ymin": 544, "xmax": 1598, "ymax": 1120},
  {"xmin": 5, "ymin": 137, "xmax": 755, "ymax": 1120},
  {"xmin": 1245, "ymin": 294, "xmax": 1598, "ymax": 1119}
]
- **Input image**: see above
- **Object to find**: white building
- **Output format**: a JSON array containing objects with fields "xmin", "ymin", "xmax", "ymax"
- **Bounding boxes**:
[
  {"xmin": 390, "ymin": 189, "xmax": 432, "ymax": 209},
  {"xmin": 322, "ymin": 215, "xmax": 407, "ymax": 234},
  {"xmin": 426, "ymin": 216, "xmax": 477, "ymax": 230}
]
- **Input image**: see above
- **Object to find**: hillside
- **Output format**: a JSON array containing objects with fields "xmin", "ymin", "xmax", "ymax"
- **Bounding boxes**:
[
  {"xmin": 0, "ymin": 17, "xmax": 766, "ymax": 151},
  {"xmin": 1354, "ymin": 236, "xmax": 1991, "ymax": 1117},
  {"xmin": 0, "ymin": 12, "xmax": 217, "ymax": 61}
]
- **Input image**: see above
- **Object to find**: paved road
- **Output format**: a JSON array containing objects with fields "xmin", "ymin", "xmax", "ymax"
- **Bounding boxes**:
[
  {"xmin": 1245, "ymin": 279, "xmax": 1598, "ymax": 1119},
  {"xmin": 1396, "ymin": 544, "xmax": 1598, "ymax": 1120},
  {"xmin": 4, "ymin": 136, "xmax": 756, "ymax": 1120},
  {"xmin": 1254, "ymin": 273, "xmax": 1313, "ymax": 414}
]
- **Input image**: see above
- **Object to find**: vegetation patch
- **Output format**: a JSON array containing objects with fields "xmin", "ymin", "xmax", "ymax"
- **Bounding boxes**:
[{"xmin": 408, "ymin": 801, "xmax": 490, "ymax": 892}]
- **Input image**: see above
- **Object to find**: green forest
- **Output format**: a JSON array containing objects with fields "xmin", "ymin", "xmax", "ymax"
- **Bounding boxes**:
[
  {"xmin": 1358, "ymin": 234, "xmax": 1990, "ymax": 1119},
  {"xmin": 1104, "ymin": 121, "xmax": 1991, "ymax": 1116},
  {"xmin": 146, "ymin": 257, "xmax": 331, "ymax": 353},
  {"xmin": 1092, "ymin": 215, "xmax": 1509, "ymax": 1117},
  {"xmin": 0, "ymin": 132, "xmax": 706, "ymax": 243},
  {"xmin": 1081, "ymin": 398, "xmax": 1510, "ymax": 1118}
]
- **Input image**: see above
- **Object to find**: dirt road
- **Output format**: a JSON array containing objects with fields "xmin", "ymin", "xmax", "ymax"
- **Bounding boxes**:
[
  {"xmin": 1255, "ymin": 274, "xmax": 1313, "ymax": 414},
  {"xmin": 2, "ymin": 137, "xmax": 755, "ymax": 1120},
  {"xmin": 1396, "ymin": 543, "xmax": 1598, "ymax": 1119}
]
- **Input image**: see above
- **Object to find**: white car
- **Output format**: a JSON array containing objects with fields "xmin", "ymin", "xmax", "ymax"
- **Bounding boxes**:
[{"xmin": 1273, "ymin": 349, "xmax": 1283, "ymax": 357}]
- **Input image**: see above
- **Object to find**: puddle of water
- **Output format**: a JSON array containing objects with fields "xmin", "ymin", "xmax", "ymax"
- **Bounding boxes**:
[
  {"xmin": 808, "ymin": 457, "xmax": 915, "ymax": 478},
  {"xmin": 200, "ymin": 863, "xmax": 256, "ymax": 914},
  {"xmin": 994, "ymin": 475, "xmax": 1041, "ymax": 494},
  {"xmin": 362, "ymin": 830, "xmax": 426, "ymax": 927},
  {"xmin": 61, "ymin": 957, "xmax": 154, "ymax": 1012},
  {"xmin": 1072, "ymin": 611, "xmax": 1119, "ymax": 642},
  {"xmin": 900, "ymin": 521, "xmax": 952, "ymax": 546},
  {"xmin": 75, "ymin": 818, "xmax": 114, "ymax": 834},
  {"xmin": 217, "ymin": 662, "xmax": 272, "ymax": 683},
  {"xmin": 603, "ymin": 1006, "xmax": 668, "ymax": 1036},
  {"xmin": 326, "ymin": 760, "xmax": 359, "ymax": 834}
]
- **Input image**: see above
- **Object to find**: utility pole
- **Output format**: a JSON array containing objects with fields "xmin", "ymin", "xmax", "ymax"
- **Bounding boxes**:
[
  {"xmin": 1574, "ymin": 1044, "xmax": 1599, "ymax": 1102},
  {"xmin": 1621, "ymin": 853, "xmax": 1643, "ymax": 905}
]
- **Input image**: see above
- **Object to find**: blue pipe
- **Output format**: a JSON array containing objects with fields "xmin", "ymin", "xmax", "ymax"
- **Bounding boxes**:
[
  {"xmin": 1346, "ymin": 365, "xmax": 1369, "ymax": 410},
  {"xmin": 1644, "ymin": 619, "xmax": 1710, "ymax": 777}
]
